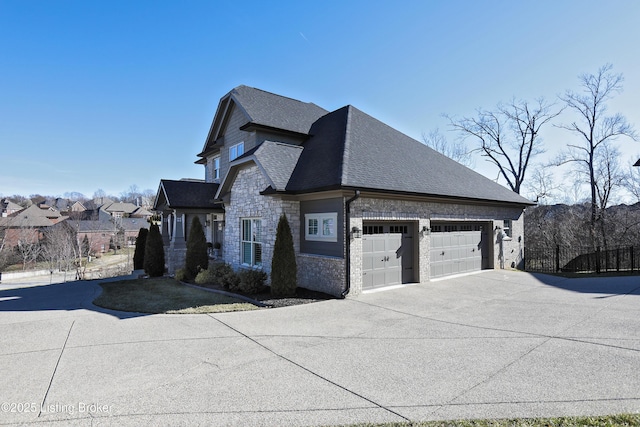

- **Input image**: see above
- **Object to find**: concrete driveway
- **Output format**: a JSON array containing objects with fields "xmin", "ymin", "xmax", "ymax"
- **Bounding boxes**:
[{"xmin": 1, "ymin": 270, "xmax": 639, "ymax": 426}]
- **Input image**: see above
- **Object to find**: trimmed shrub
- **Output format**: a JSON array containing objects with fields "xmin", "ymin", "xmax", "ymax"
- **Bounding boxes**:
[
  {"xmin": 194, "ymin": 268, "xmax": 210, "ymax": 285},
  {"xmin": 174, "ymin": 268, "xmax": 188, "ymax": 282},
  {"xmin": 133, "ymin": 227, "xmax": 148, "ymax": 270},
  {"xmin": 185, "ymin": 216, "xmax": 208, "ymax": 279},
  {"xmin": 270, "ymin": 214, "xmax": 297, "ymax": 296},
  {"xmin": 195, "ymin": 263, "xmax": 239, "ymax": 289},
  {"xmin": 231, "ymin": 269, "xmax": 267, "ymax": 295},
  {"xmin": 143, "ymin": 224, "xmax": 165, "ymax": 277}
]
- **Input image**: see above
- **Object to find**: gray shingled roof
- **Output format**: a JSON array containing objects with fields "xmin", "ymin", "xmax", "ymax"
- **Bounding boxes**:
[
  {"xmin": 103, "ymin": 202, "xmax": 139, "ymax": 214},
  {"xmin": 286, "ymin": 105, "xmax": 533, "ymax": 205},
  {"xmin": 0, "ymin": 204, "xmax": 63, "ymax": 228},
  {"xmin": 231, "ymin": 85, "xmax": 328, "ymax": 135},
  {"xmin": 157, "ymin": 180, "xmax": 221, "ymax": 209},
  {"xmin": 253, "ymin": 141, "xmax": 303, "ymax": 191}
]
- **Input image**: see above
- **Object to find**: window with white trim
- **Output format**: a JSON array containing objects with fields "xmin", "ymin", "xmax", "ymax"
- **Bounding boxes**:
[
  {"xmin": 212, "ymin": 155, "xmax": 220, "ymax": 180},
  {"xmin": 241, "ymin": 218, "xmax": 262, "ymax": 266},
  {"xmin": 229, "ymin": 142, "xmax": 244, "ymax": 161},
  {"xmin": 305, "ymin": 213, "xmax": 338, "ymax": 242},
  {"xmin": 503, "ymin": 220, "xmax": 512, "ymax": 237}
]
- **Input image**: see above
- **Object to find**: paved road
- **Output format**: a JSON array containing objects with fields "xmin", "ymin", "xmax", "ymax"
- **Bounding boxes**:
[{"xmin": 1, "ymin": 270, "xmax": 639, "ymax": 426}]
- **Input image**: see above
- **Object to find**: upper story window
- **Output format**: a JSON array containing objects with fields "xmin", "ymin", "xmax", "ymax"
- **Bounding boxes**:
[
  {"xmin": 213, "ymin": 156, "xmax": 220, "ymax": 180},
  {"xmin": 229, "ymin": 142, "xmax": 245, "ymax": 161}
]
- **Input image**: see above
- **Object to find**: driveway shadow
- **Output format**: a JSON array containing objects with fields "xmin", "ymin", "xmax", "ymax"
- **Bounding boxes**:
[
  {"xmin": 0, "ymin": 280, "xmax": 148, "ymax": 319},
  {"xmin": 529, "ymin": 272, "xmax": 640, "ymax": 296}
]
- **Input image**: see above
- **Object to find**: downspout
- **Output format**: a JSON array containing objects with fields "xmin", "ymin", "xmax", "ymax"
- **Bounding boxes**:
[{"xmin": 342, "ymin": 190, "xmax": 361, "ymax": 298}]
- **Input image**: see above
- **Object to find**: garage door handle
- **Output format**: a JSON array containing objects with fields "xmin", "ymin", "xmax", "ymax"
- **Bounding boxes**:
[
  {"xmin": 441, "ymin": 251, "xmax": 445, "ymax": 256},
  {"xmin": 381, "ymin": 256, "xmax": 390, "ymax": 262}
]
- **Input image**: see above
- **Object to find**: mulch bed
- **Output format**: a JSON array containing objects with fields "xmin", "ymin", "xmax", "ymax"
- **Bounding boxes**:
[{"xmin": 189, "ymin": 282, "xmax": 337, "ymax": 308}]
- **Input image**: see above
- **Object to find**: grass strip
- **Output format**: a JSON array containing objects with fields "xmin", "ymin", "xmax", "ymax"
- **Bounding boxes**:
[
  {"xmin": 93, "ymin": 277, "xmax": 259, "ymax": 314},
  {"xmin": 335, "ymin": 414, "xmax": 640, "ymax": 427}
]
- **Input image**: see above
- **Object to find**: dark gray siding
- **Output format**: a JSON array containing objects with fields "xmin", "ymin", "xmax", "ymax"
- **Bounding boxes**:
[{"xmin": 300, "ymin": 197, "xmax": 344, "ymax": 258}]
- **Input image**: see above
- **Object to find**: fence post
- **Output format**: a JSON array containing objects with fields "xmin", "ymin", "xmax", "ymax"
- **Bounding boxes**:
[
  {"xmin": 616, "ymin": 248, "xmax": 620, "ymax": 272},
  {"xmin": 631, "ymin": 246, "xmax": 635, "ymax": 272},
  {"xmin": 596, "ymin": 246, "xmax": 601, "ymax": 274},
  {"xmin": 555, "ymin": 245, "xmax": 560, "ymax": 272}
]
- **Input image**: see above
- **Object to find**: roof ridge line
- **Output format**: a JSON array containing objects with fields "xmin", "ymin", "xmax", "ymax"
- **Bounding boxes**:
[
  {"xmin": 340, "ymin": 105, "xmax": 354, "ymax": 185},
  {"xmin": 236, "ymin": 85, "xmax": 320, "ymax": 106}
]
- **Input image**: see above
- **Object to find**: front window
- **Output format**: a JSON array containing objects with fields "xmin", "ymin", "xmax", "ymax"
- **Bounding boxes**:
[
  {"xmin": 241, "ymin": 218, "xmax": 262, "ymax": 266},
  {"xmin": 230, "ymin": 142, "xmax": 245, "ymax": 161},
  {"xmin": 305, "ymin": 213, "xmax": 337, "ymax": 242}
]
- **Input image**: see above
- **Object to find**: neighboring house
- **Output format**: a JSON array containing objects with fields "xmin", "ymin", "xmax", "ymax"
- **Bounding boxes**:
[
  {"xmin": 69, "ymin": 210, "xmax": 119, "ymax": 254},
  {"xmin": 102, "ymin": 202, "xmax": 139, "ymax": 218},
  {"xmin": 1, "ymin": 199, "xmax": 23, "ymax": 217},
  {"xmin": 0, "ymin": 204, "xmax": 66, "ymax": 248},
  {"xmin": 154, "ymin": 85, "xmax": 534, "ymax": 296},
  {"xmin": 102, "ymin": 201, "xmax": 152, "ymax": 220},
  {"xmin": 119, "ymin": 217, "xmax": 150, "ymax": 247}
]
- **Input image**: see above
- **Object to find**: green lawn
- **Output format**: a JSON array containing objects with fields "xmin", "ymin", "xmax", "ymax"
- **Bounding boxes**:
[
  {"xmin": 338, "ymin": 414, "xmax": 640, "ymax": 426},
  {"xmin": 93, "ymin": 277, "xmax": 259, "ymax": 314}
]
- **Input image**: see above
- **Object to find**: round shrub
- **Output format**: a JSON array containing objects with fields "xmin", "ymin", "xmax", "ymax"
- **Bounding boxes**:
[
  {"xmin": 230, "ymin": 269, "xmax": 267, "ymax": 295},
  {"xmin": 175, "ymin": 268, "xmax": 188, "ymax": 282}
]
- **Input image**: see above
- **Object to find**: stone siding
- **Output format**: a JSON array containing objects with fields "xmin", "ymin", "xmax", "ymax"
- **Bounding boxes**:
[
  {"xmin": 225, "ymin": 164, "xmax": 300, "ymax": 278},
  {"xmin": 297, "ymin": 254, "xmax": 345, "ymax": 297},
  {"xmin": 166, "ymin": 246, "xmax": 186, "ymax": 275}
]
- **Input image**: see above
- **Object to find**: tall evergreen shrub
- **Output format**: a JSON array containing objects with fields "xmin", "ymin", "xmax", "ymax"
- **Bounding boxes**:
[
  {"xmin": 143, "ymin": 224, "xmax": 165, "ymax": 277},
  {"xmin": 185, "ymin": 216, "xmax": 208, "ymax": 279},
  {"xmin": 133, "ymin": 227, "xmax": 148, "ymax": 270},
  {"xmin": 270, "ymin": 214, "xmax": 297, "ymax": 296}
]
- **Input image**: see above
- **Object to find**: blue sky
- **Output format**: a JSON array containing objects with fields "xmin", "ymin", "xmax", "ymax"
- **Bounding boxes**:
[{"xmin": 1, "ymin": 0, "xmax": 639, "ymax": 202}]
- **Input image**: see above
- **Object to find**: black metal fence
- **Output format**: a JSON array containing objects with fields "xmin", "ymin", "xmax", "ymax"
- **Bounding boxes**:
[{"xmin": 525, "ymin": 245, "xmax": 640, "ymax": 274}]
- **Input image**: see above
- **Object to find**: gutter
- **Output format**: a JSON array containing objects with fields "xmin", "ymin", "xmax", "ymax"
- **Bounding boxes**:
[{"xmin": 342, "ymin": 190, "xmax": 360, "ymax": 298}]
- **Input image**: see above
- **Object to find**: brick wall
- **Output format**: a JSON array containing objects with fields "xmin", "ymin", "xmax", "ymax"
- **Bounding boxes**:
[{"xmin": 225, "ymin": 164, "xmax": 299, "ymax": 278}]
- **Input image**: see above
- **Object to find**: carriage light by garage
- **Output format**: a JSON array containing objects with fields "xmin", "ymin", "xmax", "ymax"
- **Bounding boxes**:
[
  {"xmin": 421, "ymin": 226, "xmax": 430, "ymax": 236},
  {"xmin": 351, "ymin": 226, "xmax": 362, "ymax": 239}
]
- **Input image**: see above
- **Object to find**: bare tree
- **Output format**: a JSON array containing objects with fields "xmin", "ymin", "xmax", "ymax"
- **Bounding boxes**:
[
  {"xmin": 525, "ymin": 166, "xmax": 560, "ymax": 204},
  {"xmin": 448, "ymin": 98, "xmax": 561, "ymax": 194},
  {"xmin": 140, "ymin": 189, "xmax": 156, "ymax": 208},
  {"xmin": 623, "ymin": 158, "xmax": 640, "ymax": 203},
  {"xmin": 15, "ymin": 225, "xmax": 42, "ymax": 270},
  {"xmin": 41, "ymin": 223, "xmax": 78, "ymax": 281},
  {"xmin": 557, "ymin": 64, "xmax": 637, "ymax": 229},
  {"xmin": 422, "ymin": 128, "xmax": 473, "ymax": 167},
  {"xmin": 120, "ymin": 184, "xmax": 141, "ymax": 204},
  {"xmin": 593, "ymin": 143, "xmax": 626, "ymax": 247}
]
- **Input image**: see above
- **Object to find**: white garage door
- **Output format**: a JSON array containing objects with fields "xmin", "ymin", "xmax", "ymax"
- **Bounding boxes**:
[{"xmin": 430, "ymin": 225, "xmax": 484, "ymax": 279}]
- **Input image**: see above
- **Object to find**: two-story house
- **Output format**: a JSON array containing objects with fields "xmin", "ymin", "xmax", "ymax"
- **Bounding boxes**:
[{"xmin": 154, "ymin": 86, "xmax": 534, "ymax": 296}]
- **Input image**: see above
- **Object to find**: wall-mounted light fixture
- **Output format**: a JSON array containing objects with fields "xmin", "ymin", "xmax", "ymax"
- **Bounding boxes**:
[
  {"xmin": 351, "ymin": 226, "xmax": 362, "ymax": 239},
  {"xmin": 421, "ymin": 226, "xmax": 431, "ymax": 237}
]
